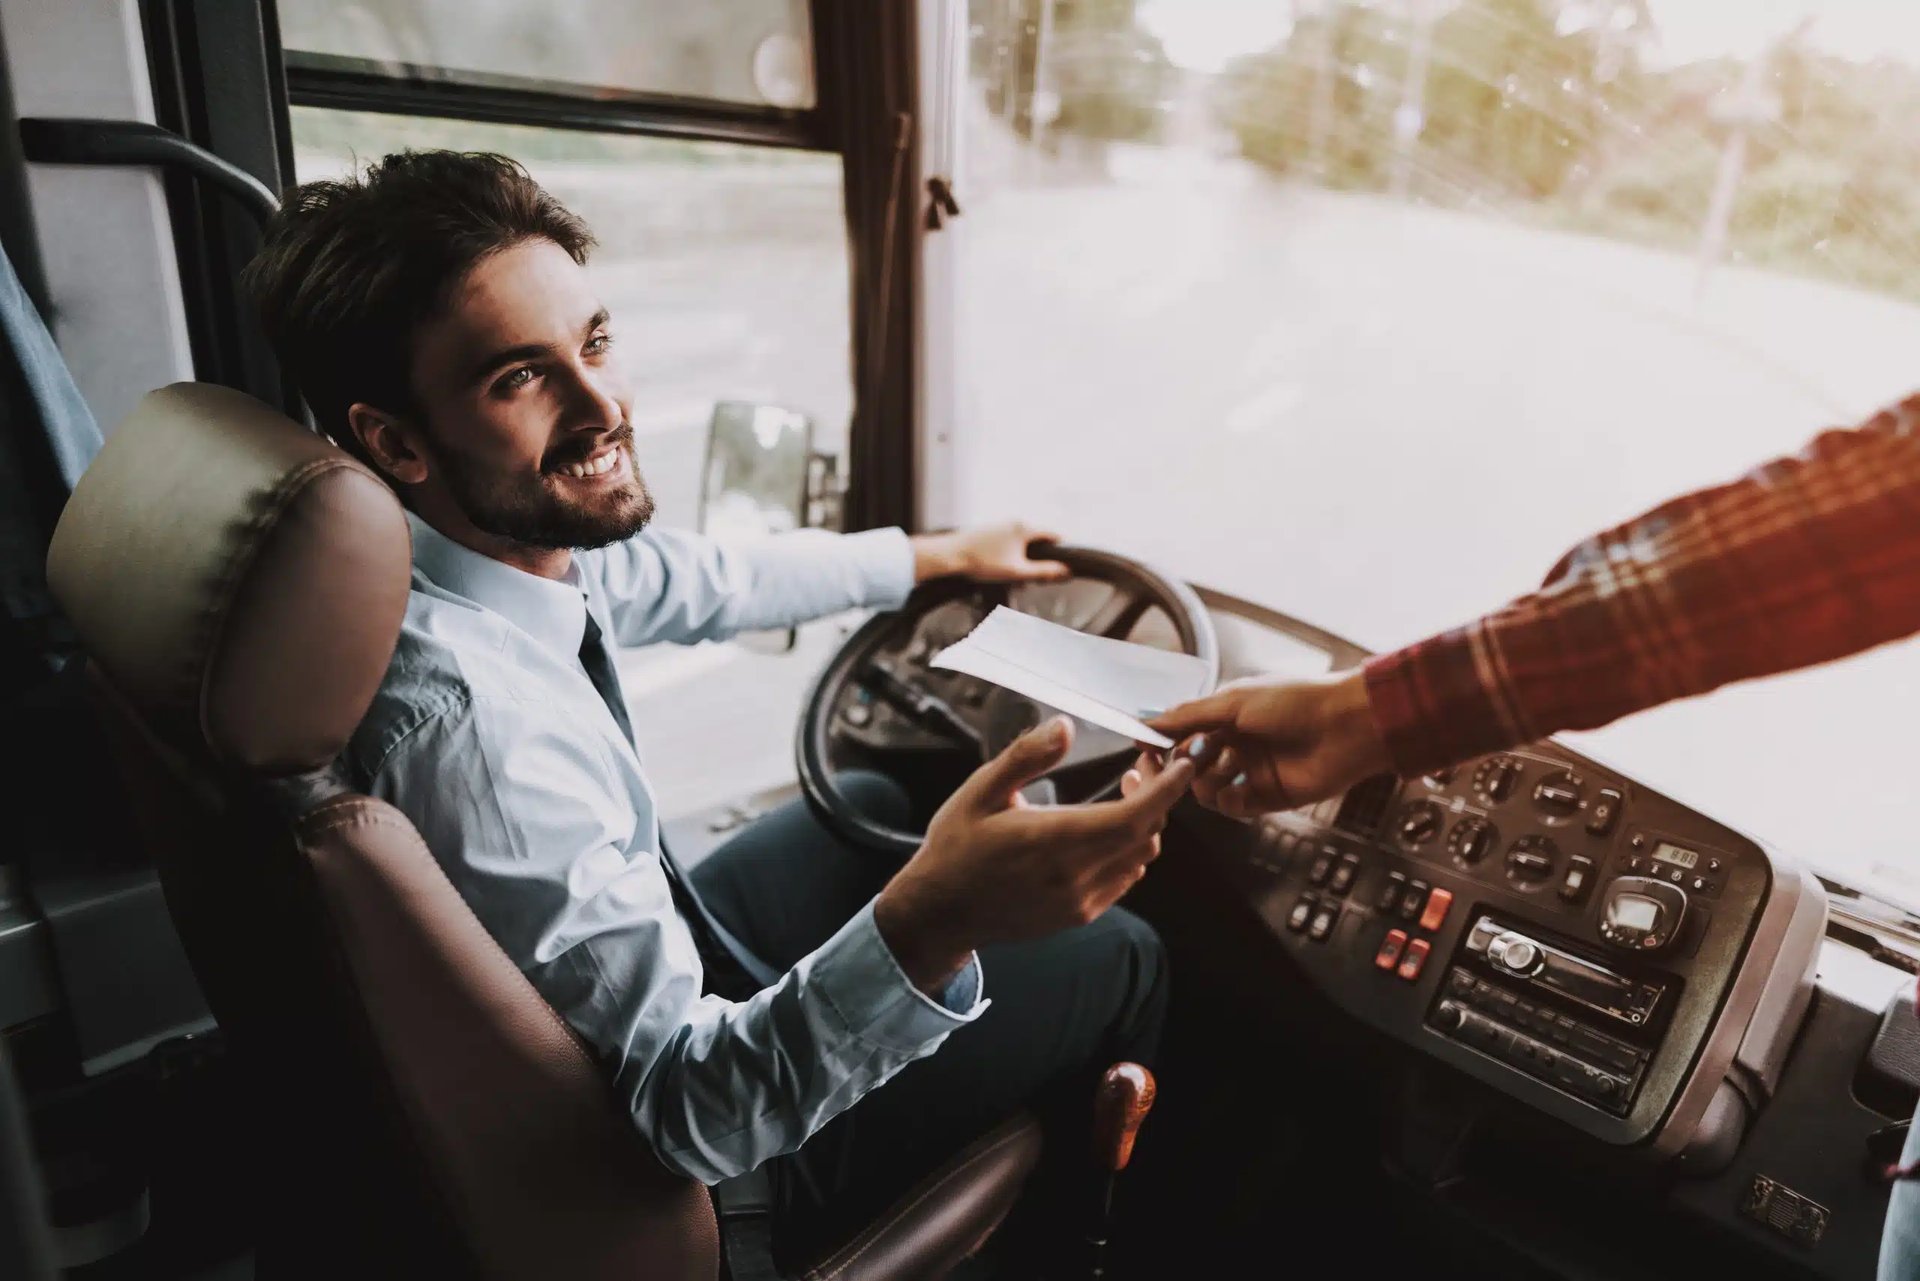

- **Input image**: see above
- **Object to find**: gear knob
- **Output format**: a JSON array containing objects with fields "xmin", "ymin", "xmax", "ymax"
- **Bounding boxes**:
[{"xmin": 1092, "ymin": 1062, "xmax": 1157, "ymax": 1174}]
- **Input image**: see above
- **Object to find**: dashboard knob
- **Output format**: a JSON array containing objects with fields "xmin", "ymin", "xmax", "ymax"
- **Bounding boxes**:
[
  {"xmin": 1397, "ymin": 801, "xmax": 1443, "ymax": 847},
  {"xmin": 1505, "ymin": 835, "xmax": 1558, "ymax": 887},
  {"xmin": 1473, "ymin": 755, "xmax": 1522, "ymax": 804},
  {"xmin": 1532, "ymin": 768, "xmax": 1585, "ymax": 818},
  {"xmin": 1488, "ymin": 932, "xmax": 1544, "ymax": 977},
  {"xmin": 1448, "ymin": 817, "xmax": 1496, "ymax": 866},
  {"xmin": 1434, "ymin": 1001, "xmax": 1469, "ymax": 1033}
]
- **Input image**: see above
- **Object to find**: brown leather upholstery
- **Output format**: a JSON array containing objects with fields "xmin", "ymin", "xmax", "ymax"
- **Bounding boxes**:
[
  {"xmin": 802, "ymin": 1114, "xmax": 1044, "ymax": 1281},
  {"xmin": 85, "ymin": 671, "xmax": 514, "ymax": 1278},
  {"xmin": 299, "ymin": 796, "xmax": 717, "ymax": 1279},
  {"xmin": 47, "ymin": 384, "xmax": 1040, "ymax": 1279}
]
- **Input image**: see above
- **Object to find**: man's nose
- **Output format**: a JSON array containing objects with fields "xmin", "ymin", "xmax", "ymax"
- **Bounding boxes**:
[{"xmin": 566, "ymin": 364, "xmax": 627, "ymax": 433}]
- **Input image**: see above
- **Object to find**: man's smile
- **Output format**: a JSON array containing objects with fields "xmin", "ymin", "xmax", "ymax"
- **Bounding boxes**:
[{"xmin": 547, "ymin": 440, "xmax": 631, "ymax": 484}]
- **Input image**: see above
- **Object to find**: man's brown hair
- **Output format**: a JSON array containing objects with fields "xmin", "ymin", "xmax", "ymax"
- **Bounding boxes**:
[{"xmin": 242, "ymin": 150, "xmax": 595, "ymax": 470}]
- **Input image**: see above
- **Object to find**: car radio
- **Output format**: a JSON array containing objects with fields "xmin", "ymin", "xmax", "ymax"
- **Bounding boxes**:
[
  {"xmin": 1428, "ymin": 916, "xmax": 1676, "ymax": 1115},
  {"xmin": 1462, "ymin": 916, "xmax": 1669, "ymax": 1029}
]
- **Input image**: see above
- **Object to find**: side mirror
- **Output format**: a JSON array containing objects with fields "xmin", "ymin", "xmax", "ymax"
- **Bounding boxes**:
[
  {"xmin": 699, "ymin": 402, "xmax": 836, "ymax": 654},
  {"xmin": 699, "ymin": 401, "xmax": 814, "ymax": 540}
]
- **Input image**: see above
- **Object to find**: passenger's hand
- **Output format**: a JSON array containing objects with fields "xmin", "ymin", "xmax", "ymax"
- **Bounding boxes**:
[
  {"xmin": 876, "ymin": 717, "xmax": 1194, "ymax": 994},
  {"xmin": 1141, "ymin": 670, "xmax": 1391, "ymax": 818},
  {"xmin": 910, "ymin": 521, "xmax": 1070, "ymax": 584}
]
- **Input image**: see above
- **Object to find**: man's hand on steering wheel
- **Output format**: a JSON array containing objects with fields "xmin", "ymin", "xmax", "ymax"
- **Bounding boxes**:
[
  {"xmin": 910, "ymin": 521, "xmax": 1071, "ymax": 584},
  {"xmin": 873, "ymin": 717, "xmax": 1196, "ymax": 997}
]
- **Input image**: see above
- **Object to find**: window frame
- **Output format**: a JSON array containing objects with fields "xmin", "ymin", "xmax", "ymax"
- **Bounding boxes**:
[
  {"xmin": 143, "ymin": 0, "xmax": 299, "ymax": 416},
  {"xmin": 282, "ymin": 50, "xmax": 828, "ymax": 153}
]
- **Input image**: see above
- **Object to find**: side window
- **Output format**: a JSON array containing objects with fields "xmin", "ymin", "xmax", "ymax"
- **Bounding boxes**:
[
  {"xmin": 278, "ymin": 0, "xmax": 815, "ymax": 108},
  {"xmin": 290, "ymin": 109, "xmax": 854, "ymax": 816}
]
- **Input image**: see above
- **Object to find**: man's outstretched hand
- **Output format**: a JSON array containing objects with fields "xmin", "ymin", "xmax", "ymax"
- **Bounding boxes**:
[
  {"xmin": 911, "ymin": 521, "xmax": 1071, "ymax": 584},
  {"xmin": 1141, "ymin": 670, "xmax": 1392, "ymax": 818},
  {"xmin": 876, "ymin": 717, "xmax": 1194, "ymax": 995}
]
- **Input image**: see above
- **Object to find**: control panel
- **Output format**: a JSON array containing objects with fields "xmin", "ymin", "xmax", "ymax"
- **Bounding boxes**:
[{"xmin": 1201, "ymin": 739, "xmax": 1823, "ymax": 1157}]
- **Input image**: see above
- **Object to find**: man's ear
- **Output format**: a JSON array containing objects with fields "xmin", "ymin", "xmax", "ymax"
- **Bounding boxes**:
[{"xmin": 346, "ymin": 403, "xmax": 430, "ymax": 486}]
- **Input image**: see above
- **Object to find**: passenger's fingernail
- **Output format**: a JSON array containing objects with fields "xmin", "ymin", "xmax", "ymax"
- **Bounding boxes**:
[
  {"xmin": 1231, "ymin": 772, "xmax": 1248, "ymax": 788},
  {"xmin": 1187, "ymin": 734, "xmax": 1208, "ymax": 759},
  {"xmin": 1136, "ymin": 706, "xmax": 1162, "ymax": 719}
]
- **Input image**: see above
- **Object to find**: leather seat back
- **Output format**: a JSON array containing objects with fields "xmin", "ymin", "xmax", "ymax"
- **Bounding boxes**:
[{"xmin": 46, "ymin": 384, "xmax": 718, "ymax": 1279}]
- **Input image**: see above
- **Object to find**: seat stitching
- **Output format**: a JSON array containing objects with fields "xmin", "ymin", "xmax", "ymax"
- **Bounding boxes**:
[
  {"xmin": 806, "ymin": 1122, "xmax": 1034, "ymax": 1281},
  {"xmin": 196, "ymin": 456, "xmax": 375, "ymax": 751}
]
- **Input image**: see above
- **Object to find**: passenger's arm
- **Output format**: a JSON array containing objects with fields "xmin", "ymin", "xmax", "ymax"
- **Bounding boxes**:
[
  {"xmin": 1151, "ymin": 393, "xmax": 1920, "ymax": 807},
  {"xmin": 1364, "ymin": 395, "xmax": 1920, "ymax": 776},
  {"xmin": 591, "ymin": 522, "xmax": 1068, "ymax": 647},
  {"xmin": 367, "ymin": 697, "xmax": 986, "ymax": 1184}
]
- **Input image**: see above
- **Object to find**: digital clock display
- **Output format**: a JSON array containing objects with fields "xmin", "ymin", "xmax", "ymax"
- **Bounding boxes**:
[{"xmin": 1651, "ymin": 841, "xmax": 1699, "ymax": 871}]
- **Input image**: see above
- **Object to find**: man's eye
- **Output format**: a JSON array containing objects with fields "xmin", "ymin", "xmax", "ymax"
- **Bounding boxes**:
[
  {"xmin": 585, "ymin": 332, "xmax": 613, "ymax": 355},
  {"xmin": 499, "ymin": 367, "xmax": 536, "ymax": 391}
]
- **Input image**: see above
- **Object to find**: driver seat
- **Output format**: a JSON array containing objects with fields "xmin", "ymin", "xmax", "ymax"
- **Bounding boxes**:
[{"xmin": 43, "ymin": 383, "xmax": 1043, "ymax": 1279}]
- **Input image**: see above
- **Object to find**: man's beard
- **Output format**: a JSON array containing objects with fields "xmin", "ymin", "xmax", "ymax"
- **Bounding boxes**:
[{"xmin": 436, "ymin": 423, "xmax": 656, "ymax": 552}]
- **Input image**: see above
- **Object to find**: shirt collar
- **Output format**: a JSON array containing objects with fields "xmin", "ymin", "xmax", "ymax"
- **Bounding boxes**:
[{"xmin": 407, "ymin": 512, "xmax": 591, "ymax": 660}]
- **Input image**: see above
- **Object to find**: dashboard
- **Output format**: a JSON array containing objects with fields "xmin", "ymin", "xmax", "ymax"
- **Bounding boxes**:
[
  {"xmin": 807, "ymin": 572, "xmax": 1901, "ymax": 1273},
  {"xmin": 831, "ymin": 574, "xmax": 1830, "ymax": 1165},
  {"xmin": 1187, "ymin": 589, "xmax": 1830, "ymax": 1161}
]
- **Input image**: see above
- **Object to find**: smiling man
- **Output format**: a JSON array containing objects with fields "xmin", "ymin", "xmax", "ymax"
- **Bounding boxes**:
[{"xmin": 242, "ymin": 150, "xmax": 1189, "ymax": 1269}]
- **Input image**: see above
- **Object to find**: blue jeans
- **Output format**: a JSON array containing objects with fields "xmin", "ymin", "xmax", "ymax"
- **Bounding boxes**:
[{"xmin": 1884, "ymin": 1110, "xmax": 1920, "ymax": 1278}]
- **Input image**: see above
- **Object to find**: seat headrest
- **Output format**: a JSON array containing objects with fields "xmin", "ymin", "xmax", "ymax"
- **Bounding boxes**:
[{"xmin": 47, "ymin": 384, "xmax": 411, "ymax": 775}]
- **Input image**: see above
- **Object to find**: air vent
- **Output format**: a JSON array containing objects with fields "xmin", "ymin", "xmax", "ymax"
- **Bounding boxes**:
[{"xmin": 1334, "ymin": 772, "xmax": 1399, "ymax": 837}]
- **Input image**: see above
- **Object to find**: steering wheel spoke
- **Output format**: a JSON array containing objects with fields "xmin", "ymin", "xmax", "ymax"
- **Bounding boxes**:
[
  {"xmin": 854, "ymin": 659, "xmax": 988, "ymax": 756},
  {"xmin": 1083, "ymin": 584, "xmax": 1152, "ymax": 640}
]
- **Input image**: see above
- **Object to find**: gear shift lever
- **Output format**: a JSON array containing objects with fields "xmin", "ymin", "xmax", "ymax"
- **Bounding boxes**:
[{"xmin": 1086, "ymin": 1062, "xmax": 1156, "ymax": 1278}]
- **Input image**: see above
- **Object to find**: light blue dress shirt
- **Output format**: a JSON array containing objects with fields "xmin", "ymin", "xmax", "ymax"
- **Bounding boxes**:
[{"xmin": 345, "ymin": 514, "xmax": 987, "ymax": 1184}]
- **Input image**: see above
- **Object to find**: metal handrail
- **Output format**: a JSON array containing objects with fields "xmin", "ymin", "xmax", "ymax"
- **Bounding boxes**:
[{"xmin": 18, "ymin": 117, "xmax": 277, "ymax": 226}]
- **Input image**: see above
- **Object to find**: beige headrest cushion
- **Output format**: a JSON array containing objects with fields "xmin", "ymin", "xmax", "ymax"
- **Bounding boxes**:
[{"xmin": 47, "ymin": 384, "xmax": 411, "ymax": 774}]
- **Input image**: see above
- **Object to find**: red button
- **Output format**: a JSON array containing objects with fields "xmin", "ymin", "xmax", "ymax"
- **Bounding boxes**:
[
  {"xmin": 1418, "ymin": 887, "xmax": 1454, "ymax": 932},
  {"xmin": 1374, "ymin": 929, "xmax": 1409, "ymax": 971},
  {"xmin": 1397, "ymin": 937, "xmax": 1432, "ymax": 981}
]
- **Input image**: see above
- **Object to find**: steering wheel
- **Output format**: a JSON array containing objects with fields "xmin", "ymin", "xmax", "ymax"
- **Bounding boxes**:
[{"xmin": 797, "ymin": 545, "xmax": 1220, "ymax": 858}]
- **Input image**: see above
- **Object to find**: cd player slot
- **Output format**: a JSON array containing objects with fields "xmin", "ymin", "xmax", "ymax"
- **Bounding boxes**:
[{"xmin": 1463, "ymin": 915, "xmax": 1670, "ymax": 1031}]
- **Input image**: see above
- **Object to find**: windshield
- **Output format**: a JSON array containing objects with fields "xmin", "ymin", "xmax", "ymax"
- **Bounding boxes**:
[{"xmin": 948, "ymin": 0, "xmax": 1920, "ymax": 908}]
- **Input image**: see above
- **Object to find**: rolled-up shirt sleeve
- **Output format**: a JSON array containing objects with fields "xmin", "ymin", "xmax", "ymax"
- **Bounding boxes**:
[
  {"xmin": 367, "ymin": 695, "xmax": 985, "ymax": 1184},
  {"xmin": 590, "ymin": 526, "xmax": 915, "ymax": 648}
]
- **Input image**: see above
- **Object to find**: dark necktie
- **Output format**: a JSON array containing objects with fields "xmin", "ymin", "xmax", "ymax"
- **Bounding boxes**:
[{"xmin": 578, "ymin": 614, "xmax": 778, "ymax": 991}]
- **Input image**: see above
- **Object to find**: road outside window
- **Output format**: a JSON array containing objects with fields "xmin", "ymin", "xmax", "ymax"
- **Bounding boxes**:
[{"xmin": 952, "ymin": 0, "xmax": 1920, "ymax": 904}]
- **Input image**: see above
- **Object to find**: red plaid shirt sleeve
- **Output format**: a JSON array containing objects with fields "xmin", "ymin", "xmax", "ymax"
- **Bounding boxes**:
[{"xmin": 1363, "ymin": 394, "xmax": 1920, "ymax": 778}]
